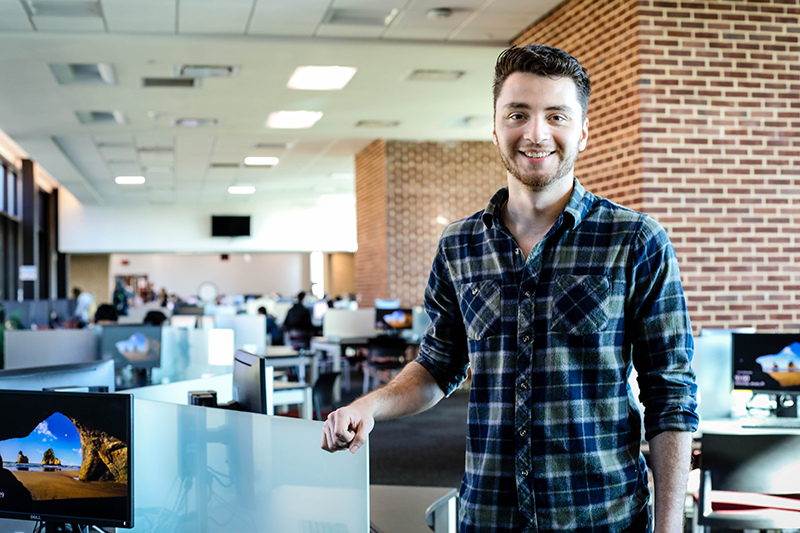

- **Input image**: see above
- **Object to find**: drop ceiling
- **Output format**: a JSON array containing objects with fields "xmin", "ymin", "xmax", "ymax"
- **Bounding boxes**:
[{"xmin": 0, "ymin": 0, "xmax": 562, "ymax": 208}]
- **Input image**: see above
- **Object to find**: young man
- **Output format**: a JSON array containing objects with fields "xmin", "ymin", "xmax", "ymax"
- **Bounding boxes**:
[{"xmin": 321, "ymin": 44, "xmax": 698, "ymax": 533}]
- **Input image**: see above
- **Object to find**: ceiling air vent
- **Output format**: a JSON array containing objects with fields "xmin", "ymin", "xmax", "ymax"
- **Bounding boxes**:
[
  {"xmin": 172, "ymin": 118, "xmax": 218, "ymax": 128},
  {"xmin": 141, "ymin": 78, "xmax": 199, "ymax": 88},
  {"xmin": 75, "ymin": 111, "xmax": 126, "ymax": 125},
  {"xmin": 137, "ymin": 146, "xmax": 174, "ymax": 154},
  {"xmin": 407, "ymin": 69, "xmax": 466, "ymax": 82},
  {"xmin": 253, "ymin": 142, "xmax": 289, "ymax": 150},
  {"xmin": 325, "ymin": 8, "xmax": 396, "ymax": 26},
  {"xmin": 174, "ymin": 64, "xmax": 239, "ymax": 78},
  {"xmin": 28, "ymin": 1, "xmax": 102, "ymax": 17},
  {"xmin": 356, "ymin": 120, "xmax": 400, "ymax": 128},
  {"xmin": 210, "ymin": 163, "xmax": 241, "ymax": 169},
  {"xmin": 50, "ymin": 63, "xmax": 116, "ymax": 85}
]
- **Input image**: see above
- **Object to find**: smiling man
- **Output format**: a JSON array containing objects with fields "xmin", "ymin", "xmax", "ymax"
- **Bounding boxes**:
[{"xmin": 322, "ymin": 44, "xmax": 698, "ymax": 533}]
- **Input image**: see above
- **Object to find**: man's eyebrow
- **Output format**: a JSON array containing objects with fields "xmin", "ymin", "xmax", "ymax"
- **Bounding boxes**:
[{"xmin": 501, "ymin": 102, "xmax": 576, "ymax": 114}]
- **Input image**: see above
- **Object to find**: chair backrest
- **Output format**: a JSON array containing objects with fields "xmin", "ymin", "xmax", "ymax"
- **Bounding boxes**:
[
  {"xmin": 367, "ymin": 335, "xmax": 407, "ymax": 360},
  {"xmin": 313, "ymin": 372, "xmax": 341, "ymax": 420},
  {"xmin": 701, "ymin": 432, "xmax": 800, "ymax": 495}
]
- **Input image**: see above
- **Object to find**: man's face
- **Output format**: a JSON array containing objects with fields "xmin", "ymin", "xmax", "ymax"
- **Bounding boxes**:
[{"xmin": 492, "ymin": 72, "xmax": 588, "ymax": 190}]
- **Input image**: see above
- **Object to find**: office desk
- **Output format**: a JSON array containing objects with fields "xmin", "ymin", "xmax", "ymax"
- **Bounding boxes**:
[
  {"xmin": 310, "ymin": 336, "xmax": 370, "ymax": 402},
  {"xmin": 264, "ymin": 345, "xmax": 316, "ymax": 384}
]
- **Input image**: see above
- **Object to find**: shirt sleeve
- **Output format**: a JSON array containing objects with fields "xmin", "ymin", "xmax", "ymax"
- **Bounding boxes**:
[
  {"xmin": 628, "ymin": 217, "xmax": 699, "ymax": 441},
  {"xmin": 415, "ymin": 236, "xmax": 470, "ymax": 397}
]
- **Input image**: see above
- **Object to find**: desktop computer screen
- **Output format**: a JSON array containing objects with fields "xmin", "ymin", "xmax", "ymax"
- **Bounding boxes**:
[
  {"xmin": 375, "ymin": 308, "xmax": 413, "ymax": 331},
  {"xmin": 0, "ymin": 390, "xmax": 133, "ymax": 528},
  {"xmin": 230, "ymin": 350, "xmax": 267, "ymax": 415},
  {"xmin": 732, "ymin": 332, "xmax": 800, "ymax": 394},
  {"xmin": 100, "ymin": 325, "xmax": 163, "ymax": 369}
]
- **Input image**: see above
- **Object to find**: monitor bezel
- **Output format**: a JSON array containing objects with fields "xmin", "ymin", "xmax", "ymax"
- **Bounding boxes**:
[
  {"xmin": 0, "ymin": 389, "xmax": 134, "ymax": 529},
  {"xmin": 100, "ymin": 324, "xmax": 163, "ymax": 369}
]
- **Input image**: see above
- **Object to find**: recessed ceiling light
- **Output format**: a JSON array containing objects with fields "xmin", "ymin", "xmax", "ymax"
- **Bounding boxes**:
[
  {"xmin": 266, "ymin": 111, "xmax": 323, "ymax": 129},
  {"xmin": 172, "ymin": 118, "xmax": 218, "ymax": 128},
  {"xmin": 355, "ymin": 120, "xmax": 400, "ymax": 128},
  {"xmin": 228, "ymin": 186, "xmax": 255, "ymax": 195},
  {"xmin": 50, "ymin": 63, "xmax": 116, "ymax": 85},
  {"xmin": 407, "ymin": 69, "xmax": 465, "ymax": 81},
  {"xmin": 244, "ymin": 157, "xmax": 279, "ymax": 166},
  {"xmin": 174, "ymin": 64, "xmax": 239, "ymax": 78},
  {"xmin": 115, "ymin": 175, "xmax": 146, "ymax": 185},
  {"xmin": 76, "ymin": 110, "xmax": 126, "ymax": 125},
  {"xmin": 287, "ymin": 66, "xmax": 357, "ymax": 90}
]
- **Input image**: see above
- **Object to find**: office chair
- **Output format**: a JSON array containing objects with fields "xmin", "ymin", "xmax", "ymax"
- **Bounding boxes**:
[
  {"xmin": 313, "ymin": 372, "xmax": 341, "ymax": 420},
  {"xmin": 363, "ymin": 335, "xmax": 408, "ymax": 394},
  {"xmin": 693, "ymin": 431, "xmax": 800, "ymax": 532}
]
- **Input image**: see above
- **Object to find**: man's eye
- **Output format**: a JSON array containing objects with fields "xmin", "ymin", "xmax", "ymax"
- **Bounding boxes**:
[
  {"xmin": 508, "ymin": 113, "xmax": 525, "ymax": 120},
  {"xmin": 550, "ymin": 115, "xmax": 567, "ymax": 122}
]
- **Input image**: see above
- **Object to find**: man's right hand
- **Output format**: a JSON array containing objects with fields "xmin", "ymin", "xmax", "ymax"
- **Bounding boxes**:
[{"xmin": 320, "ymin": 402, "xmax": 374, "ymax": 454}]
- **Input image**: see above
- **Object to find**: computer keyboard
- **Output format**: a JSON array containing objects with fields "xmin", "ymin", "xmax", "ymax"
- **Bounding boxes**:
[{"xmin": 739, "ymin": 417, "xmax": 800, "ymax": 429}]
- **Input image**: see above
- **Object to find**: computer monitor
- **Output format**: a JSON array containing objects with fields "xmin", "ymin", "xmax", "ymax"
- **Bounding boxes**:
[
  {"xmin": 229, "ymin": 350, "xmax": 267, "ymax": 415},
  {"xmin": 375, "ymin": 308, "xmax": 414, "ymax": 331},
  {"xmin": 0, "ymin": 389, "xmax": 133, "ymax": 529},
  {"xmin": 100, "ymin": 325, "xmax": 162, "ymax": 369},
  {"xmin": 732, "ymin": 332, "xmax": 800, "ymax": 394},
  {"xmin": 0, "ymin": 360, "xmax": 116, "ymax": 393}
]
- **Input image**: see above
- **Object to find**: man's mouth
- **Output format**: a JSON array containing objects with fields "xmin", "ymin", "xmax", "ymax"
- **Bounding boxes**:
[{"xmin": 522, "ymin": 150, "xmax": 553, "ymax": 159}]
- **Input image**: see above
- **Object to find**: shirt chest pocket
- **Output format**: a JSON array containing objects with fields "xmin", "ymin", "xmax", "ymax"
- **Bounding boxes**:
[
  {"xmin": 459, "ymin": 280, "xmax": 501, "ymax": 341},
  {"xmin": 551, "ymin": 275, "xmax": 611, "ymax": 336}
]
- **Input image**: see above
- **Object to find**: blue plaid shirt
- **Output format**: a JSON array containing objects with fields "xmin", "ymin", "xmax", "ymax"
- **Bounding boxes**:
[{"xmin": 416, "ymin": 179, "xmax": 698, "ymax": 533}]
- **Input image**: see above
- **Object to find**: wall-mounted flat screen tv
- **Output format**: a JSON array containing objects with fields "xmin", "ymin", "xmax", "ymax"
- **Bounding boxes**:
[{"xmin": 211, "ymin": 215, "xmax": 250, "ymax": 237}]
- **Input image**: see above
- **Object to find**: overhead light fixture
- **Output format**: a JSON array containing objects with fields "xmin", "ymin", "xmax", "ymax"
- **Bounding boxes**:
[
  {"xmin": 50, "ymin": 63, "xmax": 116, "ymax": 85},
  {"xmin": 266, "ymin": 111, "xmax": 323, "ymax": 129},
  {"xmin": 28, "ymin": 1, "xmax": 102, "ymax": 17},
  {"xmin": 244, "ymin": 157, "xmax": 279, "ymax": 166},
  {"xmin": 76, "ymin": 110, "xmax": 126, "ymax": 125},
  {"xmin": 228, "ymin": 186, "xmax": 255, "ymax": 195},
  {"xmin": 115, "ymin": 175, "xmax": 146, "ymax": 185},
  {"xmin": 427, "ymin": 7, "xmax": 454, "ymax": 19},
  {"xmin": 287, "ymin": 66, "xmax": 357, "ymax": 91},
  {"xmin": 436, "ymin": 216, "xmax": 449, "ymax": 225}
]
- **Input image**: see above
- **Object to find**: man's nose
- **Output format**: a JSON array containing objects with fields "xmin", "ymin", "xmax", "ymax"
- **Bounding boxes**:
[{"xmin": 523, "ymin": 116, "xmax": 549, "ymax": 145}]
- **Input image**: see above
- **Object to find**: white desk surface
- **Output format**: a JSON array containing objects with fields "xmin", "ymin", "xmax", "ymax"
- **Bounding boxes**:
[
  {"xmin": 698, "ymin": 418, "xmax": 800, "ymax": 436},
  {"xmin": 264, "ymin": 346, "xmax": 301, "ymax": 357}
]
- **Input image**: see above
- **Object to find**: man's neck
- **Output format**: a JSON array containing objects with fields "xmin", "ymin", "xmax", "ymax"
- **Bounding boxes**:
[{"xmin": 501, "ymin": 174, "xmax": 574, "ymax": 258}]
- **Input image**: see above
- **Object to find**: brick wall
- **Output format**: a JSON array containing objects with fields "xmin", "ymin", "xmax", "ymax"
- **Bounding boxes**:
[
  {"xmin": 636, "ymin": 0, "xmax": 800, "ymax": 331},
  {"xmin": 355, "ymin": 140, "xmax": 389, "ymax": 306},
  {"xmin": 355, "ymin": 140, "xmax": 507, "ymax": 307},
  {"xmin": 516, "ymin": 0, "xmax": 800, "ymax": 332},
  {"xmin": 515, "ymin": 0, "xmax": 646, "ymax": 212}
]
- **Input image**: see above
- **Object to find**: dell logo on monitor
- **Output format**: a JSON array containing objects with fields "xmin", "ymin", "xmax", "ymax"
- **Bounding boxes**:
[{"xmin": 30, "ymin": 515, "xmax": 41, "ymax": 520}]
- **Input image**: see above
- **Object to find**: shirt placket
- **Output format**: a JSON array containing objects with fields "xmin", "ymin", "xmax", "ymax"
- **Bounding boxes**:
[{"xmin": 515, "ymin": 239, "xmax": 544, "ymax": 532}]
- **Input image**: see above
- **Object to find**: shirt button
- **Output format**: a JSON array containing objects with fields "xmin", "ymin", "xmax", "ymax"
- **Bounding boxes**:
[
  {"xmin": 520, "ymin": 381, "xmax": 529, "ymax": 390},
  {"xmin": 471, "ymin": 287, "xmax": 478, "ymax": 295},
  {"xmin": 521, "ymin": 335, "xmax": 530, "ymax": 343},
  {"xmin": 515, "ymin": 248, "xmax": 521, "ymax": 255},
  {"xmin": 521, "ymin": 469, "xmax": 529, "ymax": 477},
  {"xmin": 519, "ymin": 428, "xmax": 527, "ymax": 437},
  {"xmin": 524, "ymin": 291, "xmax": 531, "ymax": 298}
]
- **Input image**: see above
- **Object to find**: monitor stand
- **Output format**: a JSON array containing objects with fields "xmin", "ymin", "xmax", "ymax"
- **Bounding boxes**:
[
  {"xmin": 774, "ymin": 393, "xmax": 798, "ymax": 418},
  {"xmin": 41, "ymin": 522, "xmax": 85, "ymax": 533}
]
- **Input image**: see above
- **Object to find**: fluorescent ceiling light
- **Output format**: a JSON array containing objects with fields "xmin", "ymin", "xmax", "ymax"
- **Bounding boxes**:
[
  {"xmin": 266, "ymin": 111, "xmax": 323, "ymax": 129},
  {"xmin": 172, "ymin": 118, "xmax": 218, "ymax": 128},
  {"xmin": 287, "ymin": 66, "xmax": 357, "ymax": 90},
  {"xmin": 244, "ymin": 157, "xmax": 279, "ymax": 166},
  {"xmin": 115, "ymin": 176, "xmax": 146, "ymax": 185},
  {"xmin": 228, "ymin": 186, "xmax": 255, "ymax": 195}
]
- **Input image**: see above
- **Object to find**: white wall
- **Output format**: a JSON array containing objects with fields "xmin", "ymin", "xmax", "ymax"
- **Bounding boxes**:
[
  {"xmin": 58, "ymin": 189, "xmax": 358, "ymax": 253},
  {"xmin": 109, "ymin": 253, "xmax": 310, "ymax": 299}
]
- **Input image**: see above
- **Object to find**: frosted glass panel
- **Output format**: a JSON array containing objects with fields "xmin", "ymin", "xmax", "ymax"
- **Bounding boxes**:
[
  {"xmin": 131, "ymin": 399, "xmax": 368, "ymax": 532},
  {"xmin": 151, "ymin": 327, "xmax": 234, "ymax": 385}
]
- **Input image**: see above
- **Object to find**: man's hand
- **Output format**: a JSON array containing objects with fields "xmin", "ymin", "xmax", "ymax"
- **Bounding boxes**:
[{"xmin": 321, "ymin": 403, "xmax": 375, "ymax": 454}]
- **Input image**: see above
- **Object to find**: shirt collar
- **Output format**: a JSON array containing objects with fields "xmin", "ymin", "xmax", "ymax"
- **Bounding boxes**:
[{"xmin": 481, "ymin": 177, "xmax": 593, "ymax": 231}]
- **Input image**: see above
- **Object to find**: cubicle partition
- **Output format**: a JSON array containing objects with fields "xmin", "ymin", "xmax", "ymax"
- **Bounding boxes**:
[
  {"xmin": 150, "ymin": 327, "xmax": 235, "ymax": 385},
  {"xmin": 3, "ymin": 329, "xmax": 99, "ymax": 369},
  {"xmin": 0, "ymin": 299, "xmax": 77, "ymax": 329},
  {"xmin": 131, "ymin": 399, "xmax": 368, "ymax": 532}
]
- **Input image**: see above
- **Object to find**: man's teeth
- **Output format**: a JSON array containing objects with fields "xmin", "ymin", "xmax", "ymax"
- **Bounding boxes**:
[{"xmin": 524, "ymin": 151, "xmax": 551, "ymax": 158}]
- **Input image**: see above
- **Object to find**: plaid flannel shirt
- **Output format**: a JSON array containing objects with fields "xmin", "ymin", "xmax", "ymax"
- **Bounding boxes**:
[{"xmin": 416, "ymin": 179, "xmax": 699, "ymax": 533}]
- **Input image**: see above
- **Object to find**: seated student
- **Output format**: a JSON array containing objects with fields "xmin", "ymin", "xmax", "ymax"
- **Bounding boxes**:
[
  {"xmin": 93, "ymin": 304, "xmax": 118, "ymax": 326},
  {"xmin": 282, "ymin": 292, "xmax": 314, "ymax": 348},
  {"xmin": 143, "ymin": 310, "xmax": 167, "ymax": 326},
  {"xmin": 258, "ymin": 306, "xmax": 283, "ymax": 346}
]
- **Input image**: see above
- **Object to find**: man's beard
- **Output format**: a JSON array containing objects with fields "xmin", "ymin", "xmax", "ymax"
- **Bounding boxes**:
[{"xmin": 498, "ymin": 141, "xmax": 581, "ymax": 190}]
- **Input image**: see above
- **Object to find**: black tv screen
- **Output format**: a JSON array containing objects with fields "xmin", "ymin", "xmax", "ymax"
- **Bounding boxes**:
[
  {"xmin": 0, "ymin": 390, "xmax": 133, "ymax": 528},
  {"xmin": 211, "ymin": 215, "xmax": 250, "ymax": 237},
  {"xmin": 100, "ymin": 325, "xmax": 162, "ymax": 369},
  {"xmin": 732, "ymin": 332, "xmax": 800, "ymax": 394}
]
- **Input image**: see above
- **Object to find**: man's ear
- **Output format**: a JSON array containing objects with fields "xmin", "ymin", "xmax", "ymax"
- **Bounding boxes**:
[
  {"xmin": 492, "ymin": 129, "xmax": 498, "ymax": 146},
  {"xmin": 578, "ymin": 117, "xmax": 589, "ymax": 152}
]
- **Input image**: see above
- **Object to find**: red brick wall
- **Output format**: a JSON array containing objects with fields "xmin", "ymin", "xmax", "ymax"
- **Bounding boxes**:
[
  {"xmin": 355, "ymin": 140, "xmax": 389, "ymax": 306},
  {"xmin": 355, "ymin": 140, "xmax": 507, "ymax": 307},
  {"xmin": 515, "ymin": 0, "xmax": 800, "ymax": 332},
  {"xmin": 515, "ymin": 0, "xmax": 646, "ymax": 211},
  {"xmin": 637, "ymin": 0, "xmax": 800, "ymax": 331}
]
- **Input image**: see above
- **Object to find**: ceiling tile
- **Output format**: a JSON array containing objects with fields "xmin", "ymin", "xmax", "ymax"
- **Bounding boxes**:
[
  {"xmin": 248, "ymin": 0, "xmax": 328, "ymax": 34},
  {"xmin": 103, "ymin": 0, "xmax": 177, "ymax": 33},
  {"xmin": 99, "ymin": 146, "xmax": 138, "ymax": 161},
  {"xmin": 315, "ymin": 24, "xmax": 384, "ymax": 39},
  {"xmin": 178, "ymin": 0, "xmax": 253, "ymax": 34},
  {"xmin": 0, "ymin": 1, "xmax": 33, "ymax": 31}
]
